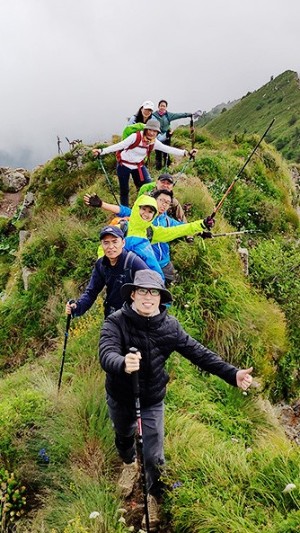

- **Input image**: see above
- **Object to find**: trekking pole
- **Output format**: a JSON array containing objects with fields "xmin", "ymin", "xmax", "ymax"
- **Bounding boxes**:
[
  {"xmin": 201, "ymin": 229, "xmax": 262, "ymax": 239},
  {"xmin": 57, "ymin": 302, "xmax": 74, "ymax": 392},
  {"xmin": 210, "ymin": 118, "xmax": 275, "ymax": 219},
  {"xmin": 97, "ymin": 155, "xmax": 120, "ymax": 205},
  {"xmin": 173, "ymin": 159, "xmax": 194, "ymax": 185},
  {"xmin": 130, "ymin": 347, "xmax": 150, "ymax": 533}
]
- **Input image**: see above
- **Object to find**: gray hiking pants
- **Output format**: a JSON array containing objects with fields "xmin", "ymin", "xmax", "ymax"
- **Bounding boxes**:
[{"xmin": 106, "ymin": 394, "xmax": 165, "ymax": 495}]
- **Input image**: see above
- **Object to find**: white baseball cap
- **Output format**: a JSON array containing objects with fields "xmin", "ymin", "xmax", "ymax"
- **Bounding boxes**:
[{"xmin": 142, "ymin": 100, "xmax": 154, "ymax": 110}]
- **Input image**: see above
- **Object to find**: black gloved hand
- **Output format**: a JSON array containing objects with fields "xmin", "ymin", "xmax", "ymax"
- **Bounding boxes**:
[
  {"xmin": 203, "ymin": 215, "xmax": 215, "ymax": 230},
  {"xmin": 188, "ymin": 149, "xmax": 197, "ymax": 160},
  {"xmin": 200, "ymin": 231, "xmax": 213, "ymax": 239},
  {"xmin": 87, "ymin": 194, "xmax": 102, "ymax": 208}
]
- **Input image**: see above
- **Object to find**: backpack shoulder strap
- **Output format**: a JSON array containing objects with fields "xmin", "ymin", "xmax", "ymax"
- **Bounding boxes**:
[
  {"xmin": 116, "ymin": 131, "xmax": 143, "ymax": 163},
  {"xmin": 127, "ymin": 131, "xmax": 142, "ymax": 150},
  {"xmin": 123, "ymin": 251, "xmax": 136, "ymax": 280}
]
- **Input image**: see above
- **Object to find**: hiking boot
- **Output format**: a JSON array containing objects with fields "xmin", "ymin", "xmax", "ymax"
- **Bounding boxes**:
[
  {"xmin": 118, "ymin": 460, "xmax": 139, "ymax": 497},
  {"xmin": 142, "ymin": 494, "xmax": 160, "ymax": 531}
]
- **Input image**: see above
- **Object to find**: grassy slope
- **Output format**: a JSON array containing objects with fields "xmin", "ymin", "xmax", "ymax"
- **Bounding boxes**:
[
  {"xmin": 204, "ymin": 70, "xmax": 300, "ymax": 163},
  {"xmin": 0, "ymin": 133, "xmax": 299, "ymax": 532}
]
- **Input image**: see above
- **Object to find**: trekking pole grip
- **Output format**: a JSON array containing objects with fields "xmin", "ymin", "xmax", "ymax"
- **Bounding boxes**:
[{"xmin": 130, "ymin": 347, "xmax": 140, "ymax": 396}]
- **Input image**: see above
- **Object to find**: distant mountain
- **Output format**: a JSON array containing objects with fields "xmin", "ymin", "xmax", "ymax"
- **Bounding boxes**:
[
  {"xmin": 201, "ymin": 70, "xmax": 300, "ymax": 163},
  {"xmin": 195, "ymin": 99, "xmax": 240, "ymax": 127}
]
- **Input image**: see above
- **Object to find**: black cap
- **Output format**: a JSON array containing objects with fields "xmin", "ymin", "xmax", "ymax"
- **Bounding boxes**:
[
  {"xmin": 99, "ymin": 225, "xmax": 124, "ymax": 240},
  {"xmin": 158, "ymin": 173, "xmax": 174, "ymax": 184}
]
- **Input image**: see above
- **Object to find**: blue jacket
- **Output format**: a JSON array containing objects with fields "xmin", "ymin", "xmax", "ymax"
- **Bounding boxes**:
[
  {"xmin": 118, "ymin": 205, "xmax": 182, "ymax": 273},
  {"xmin": 74, "ymin": 249, "xmax": 148, "ymax": 318},
  {"xmin": 151, "ymin": 212, "xmax": 183, "ymax": 268},
  {"xmin": 112, "ymin": 195, "xmax": 205, "ymax": 279}
]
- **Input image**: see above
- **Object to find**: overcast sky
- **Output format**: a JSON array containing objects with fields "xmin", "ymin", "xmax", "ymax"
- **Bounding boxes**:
[{"xmin": 1, "ymin": 0, "xmax": 299, "ymax": 169}]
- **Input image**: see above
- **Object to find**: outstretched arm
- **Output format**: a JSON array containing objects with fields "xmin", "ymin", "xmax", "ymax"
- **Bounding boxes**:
[
  {"xmin": 84, "ymin": 194, "xmax": 120, "ymax": 214},
  {"xmin": 151, "ymin": 219, "xmax": 205, "ymax": 243},
  {"xmin": 154, "ymin": 139, "xmax": 197, "ymax": 159}
]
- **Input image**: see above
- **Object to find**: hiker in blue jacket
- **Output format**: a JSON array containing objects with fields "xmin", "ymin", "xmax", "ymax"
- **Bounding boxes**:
[
  {"xmin": 150, "ymin": 189, "xmax": 183, "ymax": 284},
  {"xmin": 153, "ymin": 99, "xmax": 193, "ymax": 170},
  {"xmin": 84, "ymin": 192, "xmax": 213, "ymax": 281},
  {"xmin": 65, "ymin": 226, "xmax": 148, "ymax": 318}
]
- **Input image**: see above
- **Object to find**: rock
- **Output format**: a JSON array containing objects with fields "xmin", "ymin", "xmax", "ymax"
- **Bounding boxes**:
[
  {"xmin": 22, "ymin": 266, "xmax": 33, "ymax": 291},
  {"xmin": 17, "ymin": 192, "xmax": 35, "ymax": 219},
  {"xmin": 238, "ymin": 247, "xmax": 249, "ymax": 275},
  {"xmin": 68, "ymin": 193, "xmax": 78, "ymax": 206},
  {"xmin": 19, "ymin": 230, "xmax": 30, "ymax": 248},
  {"xmin": 275, "ymin": 401, "xmax": 300, "ymax": 445},
  {"xmin": 23, "ymin": 191, "xmax": 34, "ymax": 207},
  {"xmin": 0, "ymin": 167, "xmax": 29, "ymax": 192}
]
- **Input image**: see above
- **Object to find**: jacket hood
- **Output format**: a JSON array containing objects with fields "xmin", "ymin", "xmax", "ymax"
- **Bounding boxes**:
[{"xmin": 127, "ymin": 195, "xmax": 158, "ymax": 237}]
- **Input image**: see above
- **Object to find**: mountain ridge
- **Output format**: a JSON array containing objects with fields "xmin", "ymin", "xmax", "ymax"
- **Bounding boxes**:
[{"xmin": 201, "ymin": 70, "xmax": 300, "ymax": 163}]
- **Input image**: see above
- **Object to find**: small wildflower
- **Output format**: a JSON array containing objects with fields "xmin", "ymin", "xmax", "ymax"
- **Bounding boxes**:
[
  {"xmin": 184, "ymin": 304, "xmax": 190, "ymax": 308},
  {"xmin": 118, "ymin": 516, "xmax": 126, "ymax": 524},
  {"xmin": 172, "ymin": 481, "xmax": 182, "ymax": 489},
  {"xmin": 283, "ymin": 483, "xmax": 296, "ymax": 493},
  {"xmin": 38, "ymin": 448, "xmax": 50, "ymax": 464},
  {"xmin": 117, "ymin": 508, "xmax": 127, "ymax": 515},
  {"xmin": 89, "ymin": 511, "xmax": 101, "ymax": 519}
]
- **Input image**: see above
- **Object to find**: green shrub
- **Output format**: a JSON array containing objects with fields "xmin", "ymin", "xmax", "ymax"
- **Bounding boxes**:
[
  {"xmin": 194, "ymin": 155, "xmax": 224, "ymax": 180},
  {"xmin": 249, "ymin": 237, "xmax": 300, "ymax": 399},
  {"xmin": 288, "ymin": 114, "xmax": 297, "ymax": 126}
]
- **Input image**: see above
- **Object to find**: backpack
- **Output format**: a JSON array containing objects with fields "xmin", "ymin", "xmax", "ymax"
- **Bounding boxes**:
[
  {"xmin": 109, "ymin": 216, "xmax": 130, "ymax": 237},
  {"xmin": 121, "ymin": 122, "xmax": 145, "ymax": 140},
  {"xmin": 116, "ymin": 130, "xmax": 155, "ymax": 181}
]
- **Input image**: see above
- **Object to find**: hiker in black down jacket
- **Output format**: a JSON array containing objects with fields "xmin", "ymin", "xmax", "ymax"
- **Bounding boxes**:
[{"xmin": 99, "ymin": 270, "xmax": 253, "ymax": 530}]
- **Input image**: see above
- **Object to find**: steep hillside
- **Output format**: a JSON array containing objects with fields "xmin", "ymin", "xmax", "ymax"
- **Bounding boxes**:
[
  {"xmin": 203, "ymin": 70, "xmax": 300, "ymax": 163},
  {"xmin": 0, "ymin": 129, "xmax": 300, "ymax": 532}
]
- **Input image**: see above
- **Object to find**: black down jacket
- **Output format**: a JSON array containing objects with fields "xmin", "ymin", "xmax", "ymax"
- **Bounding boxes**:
[{"xmin": 99, "ymin": 303, "xmax": 238, "ymax": 408}]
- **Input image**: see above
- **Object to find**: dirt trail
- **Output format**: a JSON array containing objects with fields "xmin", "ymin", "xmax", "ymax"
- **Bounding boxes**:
[{"xmin": 0, "ymin": 191, "xmax": 23, "ymax": 218}]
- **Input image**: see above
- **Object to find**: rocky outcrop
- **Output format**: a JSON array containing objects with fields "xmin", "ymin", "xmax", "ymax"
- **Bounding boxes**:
[
  {"xmin": 0, "ymin": 167, "xmax": 30, "ymax": 192},
  {"xmin": 275, "ymin": 400, "xmax": 300, "ymax": 445},
  {"xmin": 0, "ymin": 167, "xmax": 33, "ymax": 219}
]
